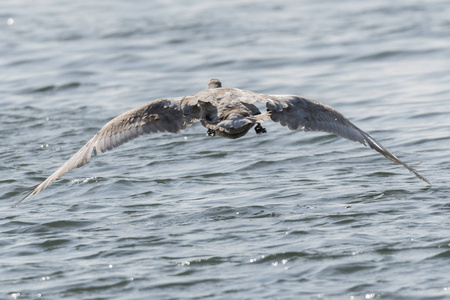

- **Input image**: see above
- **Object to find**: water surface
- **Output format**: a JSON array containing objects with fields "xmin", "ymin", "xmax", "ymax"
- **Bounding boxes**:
[{"xmin": 1, "ymin": 0, "xmax": 450, "ymax": 299}]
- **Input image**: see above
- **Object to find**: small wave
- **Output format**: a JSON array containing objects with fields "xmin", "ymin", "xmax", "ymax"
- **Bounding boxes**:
[{"xmin": 22, "ymin": 82, "xmax": 82, "ymax": 94}]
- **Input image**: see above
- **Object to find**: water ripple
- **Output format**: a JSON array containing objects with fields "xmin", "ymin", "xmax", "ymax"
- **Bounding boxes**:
[{"xmin": 2, "ymin": 1, "xmax": 449, "ymax": 299}]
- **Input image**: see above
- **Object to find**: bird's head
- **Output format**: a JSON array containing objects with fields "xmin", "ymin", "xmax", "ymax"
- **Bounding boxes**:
[{"xmin": 208, "ymin": 78, "xmax": 222, "ymax": 89}]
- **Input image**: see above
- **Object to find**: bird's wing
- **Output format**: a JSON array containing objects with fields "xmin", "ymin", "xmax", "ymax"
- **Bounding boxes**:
[
  {"xmin": 16, "ymin": 98, "xmax": 198, "ymax": 205},
  {"xmin": 263, "ymin": 95, "xmax": 429, "ymax": 184}
]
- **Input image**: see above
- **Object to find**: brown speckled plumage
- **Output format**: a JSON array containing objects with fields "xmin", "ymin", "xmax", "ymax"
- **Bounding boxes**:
[{"xmin": 16, "ymin": 79, "xmax": 429, "ymax": 206}]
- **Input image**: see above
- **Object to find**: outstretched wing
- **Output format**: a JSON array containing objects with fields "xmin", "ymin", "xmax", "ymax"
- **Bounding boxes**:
[
  {"xmin": 16, "ymin": 98, "xmax": 198, "ymax": 205},
  {"xmin": 265, "ymin": 95, "xmax": 429, "ymax": 184}
]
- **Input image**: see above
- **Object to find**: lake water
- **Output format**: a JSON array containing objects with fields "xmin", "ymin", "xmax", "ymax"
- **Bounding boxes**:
[{"xmin": 1, "ymin": 0, "xmax": 450, "ymax": 299}]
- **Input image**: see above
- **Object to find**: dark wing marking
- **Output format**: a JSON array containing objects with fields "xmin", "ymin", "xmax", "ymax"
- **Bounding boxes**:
[
  {"xmin": 265, "ymin": 95, "xmax": 429, "ymax": 184},
  {"xmin": 15, "ymin": 98, "xmax": 197, "ymax": 206}
]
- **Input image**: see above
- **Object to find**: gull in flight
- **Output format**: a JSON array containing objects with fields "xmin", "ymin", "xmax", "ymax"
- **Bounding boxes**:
[{"xmin": 17, "ymin": 78, "xmax": 429, "ymax": 205}]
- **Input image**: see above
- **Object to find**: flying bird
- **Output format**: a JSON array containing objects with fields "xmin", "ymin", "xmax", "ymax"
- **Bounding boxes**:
[{"xmin": 16, "ymin": 78, "xmax": 429, "ymax": 205}]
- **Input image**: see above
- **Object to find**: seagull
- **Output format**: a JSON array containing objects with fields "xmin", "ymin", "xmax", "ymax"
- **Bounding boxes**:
[{"xmin": 16, "ymin": 78, "xmax": 429, "ymax": 205}]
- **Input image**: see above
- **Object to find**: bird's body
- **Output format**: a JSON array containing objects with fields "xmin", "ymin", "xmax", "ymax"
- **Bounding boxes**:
[{"xmin": 17, "ymin": 79, "xmax": 429, "ymax": 205}]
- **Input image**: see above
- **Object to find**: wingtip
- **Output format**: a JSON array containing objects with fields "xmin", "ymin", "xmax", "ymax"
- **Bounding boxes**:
[
  {"xmin": 420, "ymin": 175, "xmax": 431, "ymax": 185},
  {"xmin": 13, "ymin": 194, "xmax": 31, "ymax": 208},
  {"xmin": 417, "ymin": 173, "xmax": 431, "ymax": 185},
  {"xmin": 13, "ymin": 195, "xmax": 29, "ymax": 208},
  {"xmin": 13, "ymin": 185, "xmax": 38, "ymax": 207},
  {"xmin": 402, "ymin": 162, "xmax": 430, "ymax": 185}
]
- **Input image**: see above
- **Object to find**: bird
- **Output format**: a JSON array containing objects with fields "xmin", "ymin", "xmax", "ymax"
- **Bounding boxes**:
[{"xmin": 16, "ymin": 78, "xmax": 429, "ymax": 206}]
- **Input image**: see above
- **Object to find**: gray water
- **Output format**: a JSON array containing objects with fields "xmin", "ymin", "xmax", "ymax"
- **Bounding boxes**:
[{"xmin": 1, "ymin": 0, "xmax": 450, "ymax": 299}]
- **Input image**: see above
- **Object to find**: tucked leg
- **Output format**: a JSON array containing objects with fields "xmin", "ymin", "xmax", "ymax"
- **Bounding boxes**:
[
  {"xmin": 207, "ymin": 129, "xmax": 216, "ymax": 137},
  {"xmin": 255, "ymin": 123, "xmax": 267, "ymax": 134}
]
